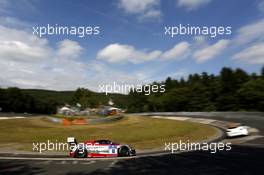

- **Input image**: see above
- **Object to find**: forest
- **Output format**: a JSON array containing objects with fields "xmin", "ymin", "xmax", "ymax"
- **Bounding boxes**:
[
  {"xmin": 127, "ymin": 67, "xmax": 264, "ymax": 112},
  {"xmin": 0, "ymin": 67, "xmax": 263, "ymax": 114}
]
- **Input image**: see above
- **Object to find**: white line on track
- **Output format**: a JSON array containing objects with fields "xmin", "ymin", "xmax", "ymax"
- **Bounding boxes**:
[
  {"xmin": 0, "ymin": 157, "xmax": 88, "ymax": 161},
  {"xmin": 0, "ymin": 117, "xmax": 25, "ymax": 120},
  {"xmin": 0, "ymin": 152, "xmax": 174, "ymax": 161}
]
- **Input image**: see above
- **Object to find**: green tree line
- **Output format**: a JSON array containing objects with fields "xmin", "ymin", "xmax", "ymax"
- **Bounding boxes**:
[
  {"xmin": 0, "ymin": 88, "xmax": 128, "ymax": 114},
  {"xmin": 127, "ymin": 67, "xmax": 264, "ymax": 112},
  {"xmin": 0, "ymin": 87, "xmax": 59, "ymax": 114},
  {"xmin": 0, "ymin": 67, "xmax": 263, "ymax": 114}
]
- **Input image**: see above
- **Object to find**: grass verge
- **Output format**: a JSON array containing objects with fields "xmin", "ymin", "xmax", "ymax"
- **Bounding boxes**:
[{"xmin": 0, "ymin": 116, "xmax": 217, "ymax": 151}]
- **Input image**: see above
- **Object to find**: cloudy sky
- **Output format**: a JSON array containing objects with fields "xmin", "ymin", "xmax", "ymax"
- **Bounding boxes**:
[{"xmin": 0, "ymin": 0, "xmax": 264, "ymax": 91}]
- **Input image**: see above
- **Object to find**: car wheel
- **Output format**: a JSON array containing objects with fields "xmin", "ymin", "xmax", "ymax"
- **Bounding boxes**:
[
  {"xmin": 75, "ymin": 148, "xmax": 87, "ymax": 158},
  {"xmin": 119, "ymin": 146, "xmax": 130, "ymax": 157}
]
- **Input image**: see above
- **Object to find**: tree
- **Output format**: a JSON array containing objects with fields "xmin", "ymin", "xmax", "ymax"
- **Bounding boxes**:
[
  {"xmin": 188, "ymin": 73, "xmax": 201, "ymax": 85},
  {"xmin": 159, "ymin": 87, "xmax": 191, "ymax": 111},
  {"xmin": 127, "ymin": 91, "xmax": 148, "ymax": 112},
  {"xmin": 216, "ymin": 68, "xmax": 239, "ymax": 110},
  {"xmin": 261, "ymin": 66, "xmax": 264, "ymax": 79},
  {"xmin": 237, "ymin": 79, "xmax": 264, "ymax": 111},
  {"xmin": 165, "ymin": 77, "xmax": 173, "ymax": 90},
  {"xmin": 5, "ymin": 87, "xmax": 26, "ymax": 112},
  {"xmin": 0, "ymin": 88, "xmax": 7, "ymax": 111},
  {"xmin": 234, "ymin": 68, "xmax": 249, "ymax": 88},
  {"xmin": 219, "ymin": 67, "xmax": 236, "ymax": 93},
  {"xmin": 201, "ymin": 72, "xmax": 210, "ymax": 86},
  {"xmin": 71, "ymin": 88, "xmax": 95, "ymax": 108},
  {"xmin": 188, "ymin": 85, "xmax": 216, "ymax": 111}
]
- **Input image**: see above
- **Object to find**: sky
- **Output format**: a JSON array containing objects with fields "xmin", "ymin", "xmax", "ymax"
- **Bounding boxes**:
[{"xmin": 0, "ymin": 0, "xmax": 264, "ymax": 91}]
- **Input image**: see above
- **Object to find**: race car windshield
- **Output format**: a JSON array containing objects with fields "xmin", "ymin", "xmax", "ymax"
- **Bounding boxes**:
[{"xmin": 95, "ymin": 140, "xmax": 112, "ymax": 145}]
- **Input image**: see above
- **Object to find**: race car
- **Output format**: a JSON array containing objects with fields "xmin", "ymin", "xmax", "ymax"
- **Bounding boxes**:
[
  {"xmin": 67, "ymin": 137, "xmax": 136, "ymax": 158},
  {"xmin": 226, "ymin": 123, "xmax": 249, "ymax": 137}
]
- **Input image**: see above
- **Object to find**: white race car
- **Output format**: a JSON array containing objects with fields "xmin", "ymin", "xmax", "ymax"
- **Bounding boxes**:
[{"xmin": 226, "ymin": 124, "xmax": 249, "ymax": 137}]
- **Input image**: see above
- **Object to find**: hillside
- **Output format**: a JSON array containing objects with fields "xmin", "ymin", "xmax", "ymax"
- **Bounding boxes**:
[
  {"xmin": 21, "ymin": 89, "xmax": 129, "ymax": 108},
  {"xmin": 21, "ymin": 89, "xmax": 75, "ymax": 105}
]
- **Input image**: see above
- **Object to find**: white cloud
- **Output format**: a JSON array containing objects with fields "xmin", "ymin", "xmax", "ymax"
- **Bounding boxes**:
[
  {"xmin": 0, "ymin": 16, "xmax": 163, "ymax": 92},
  {"xmin": 0, "ymin": 0, "xmax": 9, "ymax": 13},
  {"xmin": 258, "ymin": 0, "xmax": 264, "ymax": 13},
  {"xmin": 232, "ymin": 43, "xmax": 264, "ymax": 64},
  {"xmin": 0, "ymin": 25, "xmax": 50, "ymax": 62},
  {"xmin": 192, "ymin": 39, "xmax": 230, "ymax": 63},
  {"xmin": 177, "ymin": 0, "xmax": 212, "ymax": 10},
  {"xmin": 86, "ymin": 60, "xmax": 145, "ymax": 92},
  {"xmin": 138, "ymin": 9, "xmax": 162, "ymax": 21},
  {"xmin": 97, "ymin": 42, "xmax": 191, "ymax": 63},
  {"xmin": 193, "ymin": 36, "xmax": 207, "ymax": 46},
  {"xmin": 0, "ymin": 21, "xmax": 148, "ymax": 91},
  {"xmin": 161, "ymin": 42, "xmax": 190, "ymax": 60},
  {"xmin": 0, "ymin": 0, "xmax": 38, "ymax": 16},
  {"xmin": 0, "ymin": 16, "xmax": 31, "ymax": 29},
  {"xmin": 57, "ymin": 39, "xmax": 83, "ymax": 58},
  {"xmin": 229, "ymin": 18, "xmax": 264, "ymax": 65},
  {"xmin": 118, "ymin": 0, "xmax": 162, "ymax": 21},
  {"xmin": 0, "ymin": 22, "xmax": 91, "ymax": 90},
  {"xmin": 118, "ymin": 0, "xmax": 159, "ymax": 14},
  {"xmin": 234, "ymin": 18, "xmax": 264, "ymax": 45},
  {"xmin": 97, "ymin": 43, "xmax": 134, "ymax": 63},
  {"xmin": 96, "ymin": 43, "xmax": 161, "ymax": 63}
]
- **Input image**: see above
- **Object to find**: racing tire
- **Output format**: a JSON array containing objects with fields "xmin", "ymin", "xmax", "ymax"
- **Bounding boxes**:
[
  {"xmin": 118, "ymin": 146, "xmax": 130, "ymax": 157},
  {"xmin": 75, "ymin": 148, "xmax": 87, "ymax": 158}
]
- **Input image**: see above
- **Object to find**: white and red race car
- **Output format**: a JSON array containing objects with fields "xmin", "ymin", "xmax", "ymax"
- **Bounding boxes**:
[{"xmin": 67, "ymin": 137, "xmax": 136, "ymax": 158}]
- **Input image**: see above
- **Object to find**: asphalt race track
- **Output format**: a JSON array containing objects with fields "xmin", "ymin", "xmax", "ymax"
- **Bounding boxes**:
[{"xmin": 0, "ymin": 112, "xmax": 264, "ymax": 175}]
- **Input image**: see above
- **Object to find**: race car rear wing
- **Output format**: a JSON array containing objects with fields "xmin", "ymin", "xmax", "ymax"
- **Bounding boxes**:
[{"xmin": 67, "ymin": 137, "xmax": 77, "ymax": 144}]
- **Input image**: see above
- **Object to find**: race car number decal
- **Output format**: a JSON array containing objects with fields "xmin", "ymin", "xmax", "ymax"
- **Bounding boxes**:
[{"xmin": 109, "ymin": 145, "xmax": 117, "ymax": 154}]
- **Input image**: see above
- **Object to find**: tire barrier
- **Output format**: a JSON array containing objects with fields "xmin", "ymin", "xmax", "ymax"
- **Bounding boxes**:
[{"xmin": 47, "ymin": 115, "xmax": 124, "ymax": 125}]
